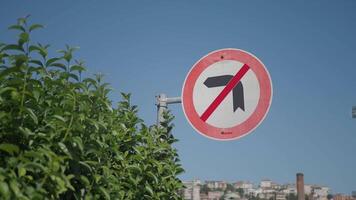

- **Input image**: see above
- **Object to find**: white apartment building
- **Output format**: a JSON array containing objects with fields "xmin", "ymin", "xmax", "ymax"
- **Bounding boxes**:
[
  {"xmin": 312, "ymin": 186, "xmax": 330, "ymax": 200},
  {"xmin": 253, "ymin": 188, "xmax": 263, "ymax": 196},
  {"xmin": 305, "ymin": 184, "xmax": 313, "ymax": 195},
  {"xmin": 234, "ymin": 181, "xmax": 255, "ymax": 194},
  {"xmin": 276, "ymin": 192, "xmax": 287, "ymax": 200},
  {"xmin": 260, "ymin": 180, "xmax": 273, "ymax": 188},
  {"xmin": 182, "ymin": 180, "xmax": 201, "ymax": 200},
  {"xmin": 207, "ymin": 191, "xmax": 224, "ymax": 200},
  {"xmin": 282, "ymin": 184, "xmax": 297, "ymax": 195},
  {"xmin": 205, "ymin": 181, "xmax": 227, "ymax": 190}
]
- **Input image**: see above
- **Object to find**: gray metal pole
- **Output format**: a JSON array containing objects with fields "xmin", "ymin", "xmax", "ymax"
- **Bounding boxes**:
[
  {"xmin": 157, "ymin": 93, "xmax": 167, "ymax": 126},
  {"xmin": 352, "ymin": 106, "xmax": 356, "ymax": 118},
  {"xmin": 156, "ymin": 93, "xmax": 181, "ymax": 126}
]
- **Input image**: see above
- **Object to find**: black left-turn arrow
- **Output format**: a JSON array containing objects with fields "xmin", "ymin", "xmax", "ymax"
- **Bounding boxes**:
[{"xmin": 203, "ymin": 75, "xmax": 245, "ymax": 112}]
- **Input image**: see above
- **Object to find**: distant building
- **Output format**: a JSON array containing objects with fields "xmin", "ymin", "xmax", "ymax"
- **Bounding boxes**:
[
  {"xmin": 282, "ymin": 184, "xmax": 297, "ymax": 195},
  {"xmin": 225, "ymin": 192, "xmax": 240, "ymax": 199},
  {"xmin": 182, "ymin": 180, "xmax": 201, "ymax": 200},
  {"xmin": 234, "ymin": 181, "xmax": 254, "ymax": 189},
  {"xmin": 276, "ymin": 192, "xmax": 287, "ymax": 200},
  {"xmin": 257, "ymin": 180, "xmax": 281, "ymax": 200},
  {"xmin": 259, "ymin": 192, "xmax": 275, "ymax": 200},
  {"xmin": 261, "ymin": 180, "xmax": 273, "ymax": 188},
  {"xmin": 205, "ymin": 181, "xmax": 227, "ymax": 190},
  {"xmin": 200, "ymin": 193, "xmax": 208, "ymax": 200},
  {"xmin": 234, "ymin": 181, "xmax": 254, "ymax": 194},
  {"xmin": 312, "ymin": 186, "xmax": 330, "ymax": 200},
  {"xmin": 271, "ymin": 182, "xmax": 282, "ymax": 190},
  {"xmin": 259, "ymin": 179, "xmax": 281, "ymax": 191},
  {"xmin": 207, "ymin": 191, "xmax": 224, "ymax": 200},
  {"xmin": 305, "ymin": 185, "xmax": 313, "ymax": 195},
  {"xmin": 181, "ymin": 179, "xmax": 334, "ymax": 200},
  {"xmin": 253, "ymin": 188, "xmax": 263, "ymax": 197},
  {"xmin": 334, "ymin": 194, "xmax": 356, "ymax": 200}
]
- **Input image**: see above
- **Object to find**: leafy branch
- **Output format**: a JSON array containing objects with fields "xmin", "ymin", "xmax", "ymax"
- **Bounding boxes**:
[{"xmin": 0, "ymin": 17, "xmax": 184, "ymax": 200}]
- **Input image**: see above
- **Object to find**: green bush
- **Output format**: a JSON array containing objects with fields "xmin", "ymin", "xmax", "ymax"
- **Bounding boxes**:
[{"xmin": 0, "ymin": 16, "xmax": 184, "ymax": 199}]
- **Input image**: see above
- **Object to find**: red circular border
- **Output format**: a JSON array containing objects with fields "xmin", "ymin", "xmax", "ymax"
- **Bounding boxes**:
[{"xmin": 182, "ymin": 49, "xmax": 272, "ymax": 141}]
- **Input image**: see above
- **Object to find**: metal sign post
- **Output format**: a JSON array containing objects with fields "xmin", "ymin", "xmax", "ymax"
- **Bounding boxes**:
[
  {"xmin": 352, "ymin": 106, "xmax": 356, "ymax": 118},
  {"xmin": 156, "ymin": 93, "xmax": 181, "ymax": 126}
]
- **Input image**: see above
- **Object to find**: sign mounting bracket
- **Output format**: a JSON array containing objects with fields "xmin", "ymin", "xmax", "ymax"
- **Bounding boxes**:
[{"xmin": 156, "ymin": 93, "xmax": 181, "ymax": 126}]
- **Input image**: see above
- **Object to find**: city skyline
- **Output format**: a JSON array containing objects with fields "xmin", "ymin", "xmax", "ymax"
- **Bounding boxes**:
[
  {"xmin": 182, "ymin": 178, "xmax": 347, "ymax": 194},
  {"xmin": 182, "ymin": 175, "xmax": 354, "ymax": 200}
]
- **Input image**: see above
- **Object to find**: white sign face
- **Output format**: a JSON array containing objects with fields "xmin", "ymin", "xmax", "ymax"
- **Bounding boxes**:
[
  {"xmin": 182, "ymin": 48, "xmax": 273, "ymax": 141},
  {"xmin": 193, "ymin": 60, "xmax": 260, "ymax": 128}
]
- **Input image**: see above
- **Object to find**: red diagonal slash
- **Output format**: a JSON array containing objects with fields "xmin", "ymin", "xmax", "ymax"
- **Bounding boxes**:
[{"xmin": 200, "ymin": 64, "xmax": 250, "ymax": 122}]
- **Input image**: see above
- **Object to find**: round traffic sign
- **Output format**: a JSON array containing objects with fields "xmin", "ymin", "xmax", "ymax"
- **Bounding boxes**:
[{"xmin": 182, "ymin": 48, "xmax": 272, "ymax": 141}]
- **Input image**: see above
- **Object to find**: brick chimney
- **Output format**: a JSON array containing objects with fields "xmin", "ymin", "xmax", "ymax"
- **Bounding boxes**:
[{"xmin": 297, "ymin": 173, "xmax": 305, "ymax": 200}]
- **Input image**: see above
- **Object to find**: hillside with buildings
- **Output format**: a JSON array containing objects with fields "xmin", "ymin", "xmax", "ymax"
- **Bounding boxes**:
[{"xmin": 181, "ymin": 175, "xmax": 355, "ymax": 200}]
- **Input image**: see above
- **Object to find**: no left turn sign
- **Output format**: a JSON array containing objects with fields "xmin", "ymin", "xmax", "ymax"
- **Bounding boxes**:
[{"xmin": 182, "ymin": 48, "xmax": 272, "ymax": 141}]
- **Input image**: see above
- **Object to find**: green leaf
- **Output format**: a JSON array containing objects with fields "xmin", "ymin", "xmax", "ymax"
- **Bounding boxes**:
[
  {"xmin": 23, "ymin": 151, "xmax": 42, "ymax": 159},
  {"xmin": 147, "ymin": 172, "xmax": 158, "ymax": 184},
  {"xmin": 63, "ymin": 52, "xmax": 72, "ymax": 63},
  {"xmin": 98, "ymin": 187, "xmax": 110, "ymax": 200},
  {"xmin": 17, "ymin": 17, "xmax": 28, "ymax": 26},
  {"xmin": 58, "ymin": 142, "xmax": 70, "ymax": 156},
  {"xmin": 72, "ymin": 136, "xmax": 83, "ymax": 152},
  {"xmin": 2, "ymin": 44, "xmax": 24, "ymax": 52},
  {"xmin": 121, "ymin": 92, "xmax": 131, "ymax": 101},
  {"xmin": 19, "ymin": 127, "xmax": 35, "ymax": 137},
  {"xmin": 79, "ymin": 175, "xmax": 90, "ymax": 186},
  {"xmin": 176, "ymin": 165, "xmax": 184, "ymax": 174},
  {"xmin": 45, "ymin": 57, "xmax": 60, "ymax": 67},
  {"xmin": 8, "ymin": 24, "xmax": 25, "ymax": 32},
  {"xmin": 69, "ymin": 73, "xmax": 79, "ymax": 81},
  {"xmin": 83, "ymin": 78, "xmax": 97, "ymax": 88},
  {"xmin": 24, "ymin": 107, "xmax": 38, "ymax": 124},
  {"xmin": 0, "ymin": 87, "xmax": 16, "ymax": 95},
  {"xmin": 18, "ymin": 166, "xmax": 26, "ymax": 177},
  {"xmin": 70, "ymin": 65, "xmax": 86, "ymax": 72},
  {"xmin": 0, "ymin": 66, "xmax": 21, "ymax": 79},
  {"xmin": 29, "ymin": 59, "xmax": 43, "ymax": 67},
  {"xmin": 29, "ymin": 45, "xmax": 47, "ymax": 58},
  {"xmin": 53, "ymin": 115, "xmax": 66, "ymax": 122},
  {"xmin": 79, "ymin": 161, "xmax": 92, "ymax": 173},
  {"xmin": 0, "ymin": 182, "xmax": 10, "ymax": 197},
  {"xmin": 24, "ymin": 162, "xmax": 46, "ymax": 172},
  {"xmin": 0, "ymin": 143, "xmax": 19, "ymax": 155},
  {"xmin": 32, "ymin": 90, "xmax": 40, "ymax": 102},
  {"xmin": 93, "ymin": 174, "xmax": 101, "ymax": 183},
  {"xmin": 29, "ymin": 24, "xmax": 43, "ymax": 32},
  {"xmin": 49, "ymin": 63, "xmax": 66, "ymax": 70},
  {"xmin": 127, "ymin": 165, "xmax": 142, "ymax": 174},
  {"xmin": 14, "ymin": 54, "xmax": 28, "ymax": 66},
  {"xmin": 64, "ymin": 175, "xmax": 75, "ymax": 191},
  {"xmin": 104, "ymin": 101, "xmax": 113, "ymax": 112},
  {"xmin": 18, "ymin": 32, "xmax": 29, "ymax": 45},
  {"xmin": 9, "ymin": 180, "xmax": 21, "ymax": 197},
  {"xmin": 29, "ymin": 45, "xmax": 41, "ymax": 52},
  {"xmin": 145, "ymin": 185, "xmax": 154, "ymax": 196},
  {"xmin": 88, "ymin": 119, "xmax": 99, "ymax": 130}
]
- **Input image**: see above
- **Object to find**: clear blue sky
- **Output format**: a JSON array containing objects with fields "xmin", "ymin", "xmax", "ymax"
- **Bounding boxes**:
[{"xmin": 1, "ymin": 0, "xmax": 355, "ymax": 194}]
